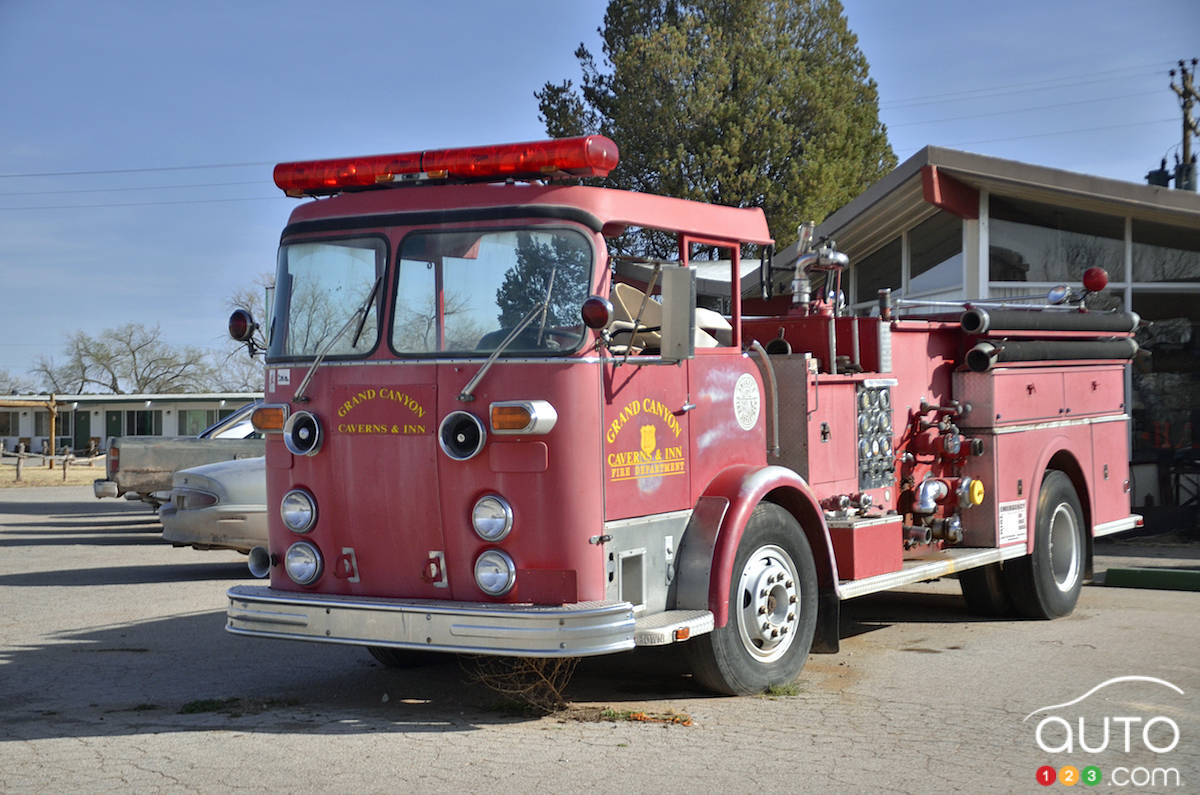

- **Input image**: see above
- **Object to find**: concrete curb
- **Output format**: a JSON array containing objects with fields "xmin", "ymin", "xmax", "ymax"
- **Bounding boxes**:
[{"xmin": 1102, "ymin": 567, "xmax": 1200, "ymax": 591}]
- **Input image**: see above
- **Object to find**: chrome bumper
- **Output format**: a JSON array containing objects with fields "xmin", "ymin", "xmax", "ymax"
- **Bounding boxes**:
[
  {"xmin": 226, "ymin": 585, "xmax": 636, "ymax": 657},
  {"xmin": 93, "ymin": 479, "xmax": 118, "ymax": 499}
]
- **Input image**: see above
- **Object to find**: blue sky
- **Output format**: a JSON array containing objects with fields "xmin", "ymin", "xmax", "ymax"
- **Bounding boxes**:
[{"xmin": 1, "ymin": 0, "xmax": 1196, "ymax": 382}]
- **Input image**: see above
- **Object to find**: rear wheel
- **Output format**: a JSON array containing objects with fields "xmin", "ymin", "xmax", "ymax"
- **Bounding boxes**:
[
  {"xmin": 1004, "ymin": 471, "xmax": 1086, "ymax": 619},
  {"xmin": 687, "ymin": 503, "xmax": 818, "ymax": 695}
]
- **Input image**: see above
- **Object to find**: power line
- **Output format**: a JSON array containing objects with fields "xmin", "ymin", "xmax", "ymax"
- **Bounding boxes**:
[
  {"xmin": 894, "ymin": 116, "xmax": 1178, "ymax": 158},
  {"xmin": 0, "ymin": 195, "xmax": 283, "ymax": 211},
  {"xmin": 880, "ymin": 61, "xmax": 1173, "ymax": 109},
  {"xmin": 886, "ymin": 90, "xmax": 1160, "ymax": 128},
  {"xmin": 0, "ymin": 180, "xmax": 263, "ymax": 198},
  {"xmin": 0, "ymin": 161, "xmax": 274, "ymax": 179}
]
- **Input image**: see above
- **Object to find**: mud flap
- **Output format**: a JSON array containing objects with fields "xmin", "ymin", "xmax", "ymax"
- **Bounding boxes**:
[{"xmin": 811, "ymin": 588, "xmax": 840, "ymax": 653}]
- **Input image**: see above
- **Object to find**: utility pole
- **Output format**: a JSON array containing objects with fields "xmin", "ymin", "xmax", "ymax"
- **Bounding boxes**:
[{"xmin": 1169, "ymin": 58, "xmax": 1199, "ymax": 190}]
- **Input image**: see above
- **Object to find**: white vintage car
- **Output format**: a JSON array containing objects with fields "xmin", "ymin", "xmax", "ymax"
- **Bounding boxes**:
[{"xmin": 159, "ymin": 456, "xmax": 266, "ymax": 553}]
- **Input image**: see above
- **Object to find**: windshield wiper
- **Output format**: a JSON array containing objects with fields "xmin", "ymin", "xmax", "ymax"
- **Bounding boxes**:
[
  {"xmin": 458, "ymin": 268, "xmax": 558, "ymax": 402},
  {"xmin": 293, "ymin": 276, "xmax": 382, "ymax": 403}
]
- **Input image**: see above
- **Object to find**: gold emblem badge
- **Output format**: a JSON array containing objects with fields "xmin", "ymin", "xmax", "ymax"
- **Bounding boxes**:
[{"xmin": 640, "ymin": 424, "xmax": 657, "ymax": 459}]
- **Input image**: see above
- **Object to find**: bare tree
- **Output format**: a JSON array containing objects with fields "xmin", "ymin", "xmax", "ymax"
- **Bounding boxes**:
[
  {"xmin": 0, "ymin": 368, "xmax": 36, "ymax": 395},
  {"xmin": 217, "ymin": 272, "xmax": 275, "ymax": 392},
  {"xmin": 35, "ymin": 323, "xmax": 216, "ymax": 394}
]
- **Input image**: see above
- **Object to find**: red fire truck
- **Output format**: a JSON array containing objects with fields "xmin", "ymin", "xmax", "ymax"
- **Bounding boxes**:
[{"xmin": 226, "ymin": 136, "xmax": 1141, "ymax": 695}]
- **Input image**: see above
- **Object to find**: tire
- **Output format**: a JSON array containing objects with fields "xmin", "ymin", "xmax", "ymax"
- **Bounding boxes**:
[
  {"xmin": 1004, "ymin": 470, "xmax": 1086, "ymax": 619},
  {"xmin": 958, "ymin": 563, "xmax": 1014, "ymax": 617},
  {"xmin": 367, "ymin": 646, "xmax": 442, "ymax": 669},
  {"xmin": 687, "ymin": 502, "xmax": 818, "ymax": 695}
]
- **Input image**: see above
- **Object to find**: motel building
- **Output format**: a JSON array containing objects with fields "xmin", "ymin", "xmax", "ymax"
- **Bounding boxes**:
[
  {"xmin": 0, "ymin": 393, "xmax": 262, "ymax": 455},
  {"xmin": 773, "ymin": 146, "xmax": 1200, "ymax": 525}
]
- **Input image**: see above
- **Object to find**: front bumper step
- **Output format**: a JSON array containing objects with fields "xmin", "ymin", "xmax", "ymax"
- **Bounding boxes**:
[{"xmin": 227, "ymin": 585, "xmax": 637, "ymax": 657}]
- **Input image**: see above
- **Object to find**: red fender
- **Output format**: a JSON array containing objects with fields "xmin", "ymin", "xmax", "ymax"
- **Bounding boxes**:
[
  {"xmin": 691, "ymin": 464, "xmax": 837, "ymax": 628},
  {"xmin": 1025, "ymin": 432, "xmax": 1090, "ymax": 555}
]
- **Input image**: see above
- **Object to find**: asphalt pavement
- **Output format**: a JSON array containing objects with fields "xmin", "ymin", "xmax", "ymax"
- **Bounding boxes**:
[{"xmin": 1, "ymin": 486, "xmax": 1197, "ymax": 793}]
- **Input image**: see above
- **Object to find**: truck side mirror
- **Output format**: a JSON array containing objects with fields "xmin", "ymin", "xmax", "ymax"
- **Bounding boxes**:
[{"xmin": 659, "ymin": 265, "xmax": 696, "ymax": 363}]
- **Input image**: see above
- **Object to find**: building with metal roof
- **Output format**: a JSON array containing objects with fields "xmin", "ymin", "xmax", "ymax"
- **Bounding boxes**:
[{"xmin": 774, "ymin": 146, "xmax": 1200, "ymax": 518}]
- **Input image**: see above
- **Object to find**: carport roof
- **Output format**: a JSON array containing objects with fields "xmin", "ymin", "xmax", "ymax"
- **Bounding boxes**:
[
  {"xmin": 2, "ymin": 393, "xmax": 262, "ymax": 406},
  {"xmin": 781, "ymin": 146, "xmax": 1200, "ymax": 266}
]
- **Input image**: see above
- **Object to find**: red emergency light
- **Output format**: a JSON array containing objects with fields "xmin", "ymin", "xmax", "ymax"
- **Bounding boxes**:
[{"xmin": 274, "ymin": 135, "xmax": 620, "ymax": 197}]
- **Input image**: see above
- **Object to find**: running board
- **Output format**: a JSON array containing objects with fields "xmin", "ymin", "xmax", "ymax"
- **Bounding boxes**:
[
  {"xmin": 634, "ymin": 610, "xmax": 714, "ymax": 646},
  {"xmin": 836, "ymin": 546, "xmax": 1028, "ymax": 601}
]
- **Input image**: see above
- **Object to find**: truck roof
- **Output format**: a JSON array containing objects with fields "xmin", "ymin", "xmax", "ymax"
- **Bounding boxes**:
[{"xmin": 281, "ymin": 182, "xmax": 773, "ymax": 247}]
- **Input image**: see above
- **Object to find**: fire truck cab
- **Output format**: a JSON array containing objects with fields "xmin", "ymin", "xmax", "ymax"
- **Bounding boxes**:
[{"xmin": 226, "ymin": 136, "xmax": 1140, "ymax": 695}]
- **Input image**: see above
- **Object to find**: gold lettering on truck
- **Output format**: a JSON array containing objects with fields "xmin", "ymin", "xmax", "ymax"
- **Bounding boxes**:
[
  {"xmin": 605, "ymin": 398, "xmax": 686, "ymax": 482},
  {"xmin": 334, "ymin": 388, "xmax": 429, "ymax": 435}
]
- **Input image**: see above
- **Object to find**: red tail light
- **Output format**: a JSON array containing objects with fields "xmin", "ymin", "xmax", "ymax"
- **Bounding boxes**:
[
  {"xmin": 108, "ymin": 445, "xmax": 119, "ymax": 476},
  {"xmin": 274, "ymin": 135, "xmax": 619, "ymax": 196}
]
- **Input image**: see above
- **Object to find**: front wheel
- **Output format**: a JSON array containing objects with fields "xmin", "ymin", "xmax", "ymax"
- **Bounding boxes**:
[
  {"xmin": 687, "ymin": 503, "xmax": 818, "ymax": 695},
  {"xmin": 1004, "ymin": 470, "xmax": 1086, "ymax": 619}
]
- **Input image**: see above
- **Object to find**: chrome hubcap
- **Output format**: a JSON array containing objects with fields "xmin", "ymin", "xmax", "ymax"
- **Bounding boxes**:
[
  {"xmin": 737, "ymin": 544, "xmax": 800, "ymax": 662},
  {"xmin": 1048, "ymin": 503, "xmax": 1081, "ymax": 592}
]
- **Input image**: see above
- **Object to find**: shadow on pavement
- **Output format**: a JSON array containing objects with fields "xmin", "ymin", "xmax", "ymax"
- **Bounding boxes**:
[
  {"xmin": 0, "ymin": 561, "xmax": 254, "ymax": 586},
  {"xmin": 0, "ymin": 609, "xmax": 566, "ymax": 742}
]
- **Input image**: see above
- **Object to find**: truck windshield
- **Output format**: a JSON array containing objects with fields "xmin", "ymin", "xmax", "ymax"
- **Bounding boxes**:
[
  {"xmin": 269, "ymin": 237, "xmax": 386, "ymax": 359},
  {"xmin": 391, "ymin": 228, "xmax": 592, "ymax": 355}
]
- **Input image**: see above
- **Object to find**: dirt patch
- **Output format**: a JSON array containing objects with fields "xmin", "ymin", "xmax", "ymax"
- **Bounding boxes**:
[
  {"xmin": 0, "ymin": 459, "xmax": 103, "ymax": 488},
  {"xmin": 559, "ymin": 705, "xmax": 693, "ymax": 725}
]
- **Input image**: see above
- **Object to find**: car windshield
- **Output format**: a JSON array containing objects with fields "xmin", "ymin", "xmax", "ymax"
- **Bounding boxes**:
[
  {"xmin": 391, "ymin": 228, "xmax": 592, "ymax": 355},
  {"xmin": 198, "ymin": 402, "xmax": 262, "ymax": 439},
  {"xmin": 269, "ymin": 237, "xmax": 386, "ymax": 359}
]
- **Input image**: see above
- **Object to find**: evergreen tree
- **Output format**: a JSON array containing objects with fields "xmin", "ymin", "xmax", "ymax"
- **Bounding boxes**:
[
  {"xmin": 537, "ymin": 0, "xmax": 896, "ymax": 252},
  {"xmin": 496, "ymin": 232, "xmax": 590, "ymax": 329}
]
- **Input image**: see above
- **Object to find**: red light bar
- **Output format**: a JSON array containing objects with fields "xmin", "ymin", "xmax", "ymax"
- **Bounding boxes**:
[{"xmin": 274, "ymin": 135, "xmax": 619, "ymax": 197}]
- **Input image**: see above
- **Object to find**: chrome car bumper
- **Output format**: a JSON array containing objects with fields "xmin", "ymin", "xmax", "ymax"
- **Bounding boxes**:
[
  {"xmin": 160, "ymin": 504, "xmax": 266, "ymax": 553},
  {"xmin": 93, "ymin": 479, "xmax": 118, "ymax": 499},
  {"xmin": 226, "ymin": 585, "xmax": 636, "ymax": 657}
]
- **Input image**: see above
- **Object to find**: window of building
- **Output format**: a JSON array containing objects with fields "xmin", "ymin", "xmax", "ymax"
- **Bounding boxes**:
[
  {"xmin": 853, "ymin": 237, "xmax": 901, "ymax": 304},
  {"xmin": 909, "ymin": 212, "xmax": 963, "ymax": 294},
  {"xmin": 989, "ymin": 196, "xmax": 1124, "ymax": 283},
  {"xmin": 1131, "ymin": 290, "xmax": 1200, "ymax": 456},
  {"xmin": 1132, "ymin": 219, "xmax": 1200, "ymax": 282},
  {"xmin": 34, "ymin": 411, "xmax": 72, "ymax": 437},
  {"xmin": 125, "ymin": 410, "xmax": 162, "ymax": 435},
  {"xmin": 178, "ymin": 409, "xmax": 217, "ymax": 436},
  {"xmin": 0, "ymin": 411, "xmax": 17, "ymax": 436}
]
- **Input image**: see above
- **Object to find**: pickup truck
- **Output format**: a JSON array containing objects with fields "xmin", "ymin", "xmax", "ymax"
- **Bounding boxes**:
[{"xmin": 93, "ymin": 402, "xmax": 265, "ymax": 507}]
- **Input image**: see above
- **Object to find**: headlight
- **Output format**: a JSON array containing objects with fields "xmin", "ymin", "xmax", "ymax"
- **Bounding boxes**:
[
  {"xmin": 281, "ymin": 489, "xmax": 317, "ymax": 533},
  {"xmin": 474, "ymin": 549, "xmax": 516, "ymax": 596},
  {"xmin": 472, "ymin": 495, "xmax": 513, "ymax": 541},
  {"xmin": 284, "ymin": 541, "xmax": 322, "ymax": 585}
]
